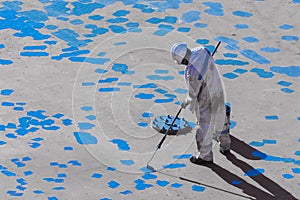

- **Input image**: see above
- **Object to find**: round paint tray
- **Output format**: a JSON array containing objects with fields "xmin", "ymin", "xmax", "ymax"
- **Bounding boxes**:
[{"xmin": 152, "ymin": 115, "xmax": 195, "ymax": 135}]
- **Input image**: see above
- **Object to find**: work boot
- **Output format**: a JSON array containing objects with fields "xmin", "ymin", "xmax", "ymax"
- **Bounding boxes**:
[
  {"xmin": 219, "ymin": 149, "xmax": 230, "ymax": 155},
  {"xmin": 190, "ymin": 156, "xmax": 213, "ymax": 165}
]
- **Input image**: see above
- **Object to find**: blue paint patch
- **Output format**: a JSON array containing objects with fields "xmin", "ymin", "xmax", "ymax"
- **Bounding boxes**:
[
  {"xmin": 295, "ymin": 151, "xmax": 300, "ymax": 156},
  {"xmin": 109, "ymin": 25, "xmax": 126, "ymax": 34},
  {"xmin": 138, "ymin": 122, "xmax": 148, "ymax": 127},
  {"xmin": 162, "ymin": 163, "xmax": 186, "ymax": 169},
  {"xmin": 240, "ymin": 49, "xmax": 270, "ymax": 64},
  {"xmin": 203, "ymin": 2, "xmax": 224, "ymax": 16},
  {"xmin": 171, "ymin": 183, "xmax": 183, "ymax": 188},
  {"xmin": 120, "ymin": 160, "xmax": 135, "ymax": 166},
  {"xmin": 173, "ymin": 154, "xmax": 192, "ymax": 159},
  {"xmin": 192, "ymin": 185, "xmax": 205, "ymax": 192},
  {"xmin": 88, "ymin": 15, "xmax": 104, "ymax": 20},
  {"xmin": 133, "ymin": 83, "xmax": 157, "ymax": 89},
  {"xmin": 29, "ymin": 142, "xmax": 41, "ymax": 148},
  {"xmin": 177, "ymin": 27, "xmax": 191, "ymax": 32},
  {"xmin": 265, "ymin": 115, "xmax": 278, "ymax": 120},
  {"xmin": 106, "ymin": 167, "xmax": 116, "ymax": 171},
  {"xmin": 277, "ymin": 81, "xmax": 292, "ymax": 87},
  {"xmin": 223, "ymin": 72, "xmax": 239, "ymax": 79},
  {"xmin": 234, "ymin": 24, "xmax": 249, "ymax": 29},
  {"xmin": 270, "ymin": 66, "xmax": 300, "ymax": 78},
  {"xmin": 250, "ymin": 68, "xmax": 274, "ymax": 78},
  {"xmin": 142, "ymin": 173, "xmax": 157, "ymax": 180},
  {"xmin": 99, "ymin": 77, "xmax": 119, "ymax": 83},
  {"xmin": 0, "ymin": 59, "xmax": 13, "ymax": 65},
  {"xmin": 99, "ymin": 87, "xmax": 120, "ymax": 92},
  {"xmin": 52, "ymin": 50, "xmax": 90, "ymax": 60},
  {"xmin": 232, "ymin": 180, "xmax": 242, "ymax": 185},
  {"xmin": 69, "ymin": 57, "xmax": 110, "ymax": 65},
  {"xmin": 112, "ymin": 63, "xmax": 133, "ymax": 74},
  {"xmin": 223, "ymin": 53, "xmax": 238, "ymax": 58},
  {"xmin": 215, "ymin": 36, "xmax": 239, "ymax": 50},
  {"xmin": 52, "ymin": 29, "xmax": 92, "ymax": 48},
  {"xmin": 0, "ymin": 140, "xmax": 6, "ymax": 145},
  {"xmin": 196, "ymin": 39, "xmax": 209, "ymax": 45},
  {"xmin": 33, "ymin": 190, "xmax": 44, "ymax": 194},
  {"xmin": 194, "ymin": 23, "xmax": 208, "ymax": 28},
  {"xmin": 1, "ymin": 89, "xmax": 14, "ymax": 96},
  {"xmin": 71, "ymin": 2, "xmax": 104, "ymax": 16},
  {"xmin": 85, "ymin": 115, "xmax": 96, "ymax": 121},
  {"xmin": 215, "ymin": 59, "xmax": 249, "ymax": 66},
  {"xmin": 282, "ymin": 174, "xmax": 294, "ymax": 179},
  {"xmin": 134, "ymin": 179, "xmax": 153, "ymax": 190},
  {"xmin": 23, "ymin": 45, "xmax": 47, "ymax": 51},
  {"xmin": 20, "ymin": 52, "xmax": 49, "ymax": 57},
  {"xmin": 80, "ymin": 106, "xmax": 93, "ymax": 111},
  {"xmin": 135, "ymin": 93, "xmax": 155, "ymax": 100},
  {"xmin": 109, "ymin": 139, "xmax": 130, "ymax": 151},
  {"xmin": 263, "ymin": 139, "xmax": 276, "ymax": 144},
  {"xmin": 45, "ymin": 25, "xmax": 58, "ymax": 30},
  {"xmin": 154, "ymin": 69, "xmax": 169, "ymax": 74},
  {"xmin": 279, "ymin": 24, "xmax": 294, "ymax": 30},
  {"xmin": 106, "ymin": 17, "xmax": 128, "ymax": 23},
  {"xmin": 142, "ymin": 112, "xmax": 153, "ymax": 118},
  {"xmin": 156, "ymin": 180, "xmax": 169, "ymax": 187},
  {"xmin": 0, "ymin": 44, "xmax": 5, "ymax": 49},
  {"xmin": 153, "ymin": 24, "xmax": 174, "ymax": 36},
  {"xmin": 233, "ymin": 68, "xmax": 248, "ymax": 74},
  {"xmin": 244, "ymin": 168, "xmax": 265, "ymax": 177},
  {"xmin": 281, "ymin": 88, "xmax": 294, "ymax": 93},
  {"xmin": 249, "ymin": 141, "xmax": 264, "ymax": 147},
  {"xmin": 70, "ymin": 19, "xmax": 84, "ymax": 25},
  {"xmin": 181, "ymin": 10, "xmax": 200, "ymax": 23},
  {"xmin": 6, "ymin": 133, "xmax": 17, "ymax": 139},
  {"xmin": 242, "ymin": 36, "xmax": 259, "ymax": 43},
  {"xmin": 73, "ymin": 132, "xmax": 98, "ymax": 144},
  {"xmin": 260, "ymin": 47, "xmax": 280, "ymax": 53},
  {"xmin": 120, "ymin": 190, "xmax": 132, "ymax": 195},
  {"xmin": 113, "ymin": 10, "xmax": 130, "ymax": 17},
  {"xmin": 7, "ymin": 191, "xmax": 23, "ymax": 196},
  {"xmin": 232, "ymin": 10, "xmax": 253, "ymax": 17},
  {"xmin": 173, "ymin": 88, "xmax": 187, "ymax": 94},
  {"xmin": 64, "ymin": 146, "xmax": 73, "ymax": 151},
  {"xmin": 292, "ymin": 168, "xmax": 300, "ymax": 174},
  {"xmin": 114, "ymin": 42, "xmax": 127, "ymax": 46},
  {"xmin": 293, "ymin": 0, "xmax": 300, "ymax": 3},
  {"xmin": 146, "ymin": 75, "xmax": 174, "ymax": 81},
  {"xmin": 78, "ymin": 122, "xmax": 95, "ymax": 130},
  {"xmin": 140, "ymin": 166, "xmax": 156, "ymax": 173},
  {"xmin": 154, "ymin": 98, "xmax": 174, "ymax": 103},
  {"xmin": 108, "ymin": 180, "xmax": 120, "ymax": 189},
  {"xmin": 44, "ymin": 41, "xmax": 57, "ymax": 45},
  {"xmin": 95, "ymin": 68, "xmax": 108, "ymax": 74},
  {"xmin": 52, "ymin": 187, "xmax": 65, "ymax": 191},
  {"xmin": 282, "ymin": 36, "xmax": 299, "ymax": 41}
]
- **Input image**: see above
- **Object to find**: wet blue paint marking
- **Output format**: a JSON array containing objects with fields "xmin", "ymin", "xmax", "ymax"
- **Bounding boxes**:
[
  {"xmin": 71, "ymin": 2, "xmax": 104, "ymax": 16},
  {"xmin": 293, "ymin": 0, "xmax": 300, "ymax": 3},
  {"xmin": 140, "ymin": 167, "xmax": 155, "ymax": 173},
  {"xmin": 292, "ymin": 168, "xmax": 300, "ymax": 174},
  {"xmin": 240, "ymin": 49, "xmax": 270, "ymax": 64},
  {"xmin": 134, "ymin": 179, "xmax": 153, "ymax": 190},
  {"xmin": 80, "ymin": 106, "xmax": 93, "ymax": 111},
  {"xmin": 265, "ymin": 115, "xmax": 278, "ymax": 120},
  {"xmin": 263, "ymin": 139, "xmax": 276, "ymax": 144},
  {"xmin": 203, "ymin": 2, "xmax": 224, "ymax": 16},
  {"xmin": 106, "ymin": 167, "xmax": 116, "ymax": 171},
  {"xmin": 113, "ymin": 10, "xmax": 130, "ymax": 17},
  {"xmin": 282, "ymin": 174, "xmax": 294, "ymax": 179},
  {"xmin": 295, "ymin": 151, "xmax": 300, "ymax": 156},
  {"xmin": 135, "ymin": 93, "xmax": 155, "ymax": 100},
  {"xmin": 249, "ymin": 141, "xmax": 264, "ymax": 147},
  {"xmin": 23, "ymin": 45, "xmax": 47, "ymax": 50},
  {"xmin": 70, "ymin": 19, "xmax": 84, "ymax": 25},
  {"xmin": 154, "ymin": 88, "xmax": 168, "ymax": 94},
  {"xmin": 85, "ymin": 115, "xmax": 96, "ymax": 121},
  {"xmin": 232, "ymin": 10, "xmax": 253, "ymax": 17},
  {"xmin": 171, "ymin": 183, "xmax": 183, "ymax": 188},
  {"xmin": 52, "ymin": 29, "xmax": 93, "ymax": 48},
  {"xmin": 138, "ymin": 122, "xmax": 148, "ymax": 127},
  {"xmin": 99, "ymin": 77, "xmax": 119, "ymax": 83},
  {"xmin": 177, "ymin": 27, "xmax": 191, "ymax": 32},
  {"xmin": 282, "ymin": 36, "xmax": 299, "ymax": 41},
  {"xmin": 156, "ymin": 180, "xmax": 169, "ymax": 187},
  {"xmin": 112, "ymin": 63, "xmax": 133, "ymax": 74},
  {"xmin": 279, "ymin": 24, "xmax": 294, "ymax": 30},
  {"xmin": 52, "ymin": 50, "xmax": 90, "ymax": 60},
  {"xmin": 73, "ymin": 132, "xmax": 98, "ymax": 144},
  {"xmin": 82, "ymin": 82, "xmax": 95, "ymax": 86},
  {"xmin": 181, "ymin": 10, "xmax": 200, "ymax": 23},
  {"xmin": 242, "ymin": 36, "xmax": 259, "ymax": 43},
  {"xmin": 234, "ymin": 24, "xmax": 249, "ymax": 29},
  {"xmin": 174, "ymin": 88, "xmax": 187, "ymax": 94},
  {"xmin": 142, "ymin": 173, "xmax": 157, "ymax": 180},
  {"xmin": 109, "ymin": 139, "xmax": 130, "ymax": 151},
  {"xmin": 120, "ymin": 190, "xmax": 132, "ymax": 195},
  {"xmin": 270, "ymin": 66, "xmax": 300, "ymax": 78},
  {"xmin": 194, "ymin": 23, "xmax": 208, "ymax": 28},
  {"xmin": 233, "ymin": 68, "xmax": 248, "ymax": 74},
  {"xmin": 0, "ymin": 58, "xmax": 11, "ymax": 65},
  {"xmin": 192, "ymin": 185, "xmax": 205, "ymax": 192},
  {"xmin": 99, "ymin": 87, "xmax": 120, "ymax": 92},
  {"xmin": 117, "ymin": 82, "xmax": 131, "ymax": 87},
  {"xmin": 154, "ymin": 98, "xmax": 174, "ymax": 103},
  {"xmin": 88, "ymin": 15, "xmax": 104, "ymax": 20},
  {"xmin": 154, "ymin": 69, "xmax": 169, "ymax": 74},
  {"xmin": 20, "ymin": 52, "xmax": 49, "ymax": 57},
  {"xmin": 91, "ymin": 173, "xmax": 102, "ymax": 178},
  {"xmin": 173, "ymin": 154, "xmax": 192, "ymax": 159},
  {"xmin": 7, "ymin": 191, "xmax": 23, "ymax": 197},
  {"xmin": 45, "ymin": 25, "xmax": 58, "ymax": 30},
  {"xmin": 133, "ymin": 83, "xmax": 157, "ymax": 89},
  {"xmin": 224, "ymin": 53, "xmax": 238, "ymax": 58},
  {"xmin": 142, "ymin": 112, "xmax": 153, "ymax": 118},
  {"xmin": 109, "ymin": 25, "xmax": 127, "ymax": 34},
  {"xmin": 33, "ymin": 190, "xmax": 44, "ymax": 194},
  {"xmin": 64, "ymin": 146, "xmax": 73, "ymax": 151},
  {"xmin": 244, "ymin": 168, "xmax": 265, "ymax": 176},
  {"xmin": 69, "ymin": 57, "xmax": 110, "ymax": 65},
  {"xmin": 120, "ymin": 160, "xmax": 135, "ymax": 166},
  {"xmin": 281, "ymin": 88, "xmax": 294, "ymax": 93},
  {"xmin": 250, "ymin": 68, "xmax": 274, "ymax": 78},
  {"xmin": 1, "ymin": 89, "xmax": 14, "ymax": 96},
  {"xmin": 0, "ymin": 44, "xmax": 4, "ymax": 49},
  {"xmin": 78, "ymin": 122, "xmax": 95, "ymax": 130},
  {"xmin": 162, "ymin": 163, "xmax": 186, "ymax": 169},
  {"xmin": 196, "ymin": 39, "xmax": 209, "ymax": 44},
  {"xmin": 232, "ymin": 180, "xmax": 242, "ymax": 185},
  {"xmin": 223, "ymin": 72, "xmax": 239, "ymax": 79},
  {"xmin": 44, "ymin": 41, "xmax": 57, "ymax": 45},
  {"xmin": 62, "ymin": 119, "xmax": 72, "ymax": 126},
  {"xmin": 114, "ymin": 42, "xmax": 127, "ymax": 46},
  {"xmin": 95, "ymin": 68, "xmax": 108, "ymax": 74},
  {"xmin": 108, "ymin": 180, "xmax": 120, "ymax": 189},
  {"xmin": 215, "ymin": 59, "xmax": 249, "ymax": 66},
  {"xmin": 215, "ymin": 36, "xmax": 239, "ymax": 50},
  {"xmin": 106, "ymin": 17, "xmax": 128, "ymax": 24},
  {"xmin": 146, "ymin": 75, "xmax": 174, "ymax": 81},
  {"xmin": 260, "ymin": 47, "xmax": 280, "ymax": 53},
  {"xmin": 153, "ymin": 24, "xmax": 174, "ymax": 36}
]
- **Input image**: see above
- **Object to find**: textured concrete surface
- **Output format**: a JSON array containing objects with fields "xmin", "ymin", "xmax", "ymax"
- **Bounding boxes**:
[{"xmin": 0, "ymin": 0, "xmax": 300, "ymax": 199}]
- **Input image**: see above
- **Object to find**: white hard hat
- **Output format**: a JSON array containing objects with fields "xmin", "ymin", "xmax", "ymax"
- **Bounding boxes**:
[{"xmin": 171, "ymin": 42, "xmax": 188, "ymax": 64}]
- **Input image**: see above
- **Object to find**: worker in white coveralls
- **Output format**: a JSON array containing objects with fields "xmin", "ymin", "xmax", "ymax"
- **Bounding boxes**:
[{"xmin": 171, "ymin": 42, "xmax": 231, "ymax": 165}]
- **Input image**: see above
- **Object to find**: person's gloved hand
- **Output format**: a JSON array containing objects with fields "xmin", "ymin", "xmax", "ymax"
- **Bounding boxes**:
[{"xmin": 181, "ymin": 100, "xmax": 190, "ymax": 109}]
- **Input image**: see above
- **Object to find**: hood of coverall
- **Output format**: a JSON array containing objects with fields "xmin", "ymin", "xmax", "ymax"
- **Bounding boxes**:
[{"xmin": 171, "ymin": 42, "xmax": 188, "ymax": 65}]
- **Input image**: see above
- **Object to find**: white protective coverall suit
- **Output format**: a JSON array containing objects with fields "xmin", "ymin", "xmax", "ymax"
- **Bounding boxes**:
[{"xmin": 184, "ymin": 46, "xmax": 231, "ymax": 161}]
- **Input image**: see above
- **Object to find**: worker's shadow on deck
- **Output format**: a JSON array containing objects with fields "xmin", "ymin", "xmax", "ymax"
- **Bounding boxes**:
[{"xmin": 204, "ymin": 135, "xmax": 297, "ymax": 200}]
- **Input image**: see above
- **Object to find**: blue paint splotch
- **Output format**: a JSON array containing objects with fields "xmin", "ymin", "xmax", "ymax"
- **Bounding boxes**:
[
  {"xmin": 244, "ymin": 168, "xmax": 265, "ymax": 177},
  {"xmin": 242, "ymin": 36, "xmax": 259, "ymax": 43},
  {"xmin": 250, "ymin": 68, "xmax": 274, "ymax": 78},
  {"xmin": 215, "ymin": 36, "xmax": 239, "ymax": 50},
  {"xmin": 281, "ymin": 88, "xmax": 294, "ymax": 94},
  {"xmin": 0, "ymin": 58, "xmax": 13, "ymax": 65},
  {"xmin": 135, "ymin": 93, "xmax": 155, "ymax": 100},
  {"xmin": 73, "ymin": 132, "xmax": 98, "ymax": 144},
  {"xmin": 265, "ymin": 115, "xmax": 278, "ymax": 120},
  {"xmin": 192, "ymin": 185, "xmax": 205, "ymax": 192},
  {"xmin": 120, "ymin": 160, "xmax": 135, "ymax": 166},
  {"xmin": 232, "ymin": 10, "xmax": 253, "ymax": 18},
  {"xmin": 223, "ymin": 72, "xmax": 239, "ymax": 79},
  {"xmin": 234, "ymin": 24, "xmax": 249, "ymax": 29},
  {"xmin": 78, "ymin": 122, "xmax": 95, "ymax": 130},
  {"xmin": 52, "ymin": 29, "xmax": 93, "ymax": 48},
  {"xmin": 215, "ymin": 59, "xmax": 249, "ymax": 66},
  {"xmin": 260, "ymin": 47, "xmax": 280, "ymax": 53},
  {"xmin": 134, "ymin": 179, "xmax": 153, "ymax": 191},
  {"xmin": 173, "ymin": 154, "xmax": 192, "ymax": 159},
  {"xmin": 202, "ymin": 2, "xmax": 224, "ymax": 16},
  {"xmin": 107, "ymin": 180, "xmax": 120, "ymax": 189},
  {"xmin": 162, "ymin": 163, "xmax": 186, "ymax": 169},
  {"xmin": 270, "ymin": 66, "xmax": 300, "ymax": 78},
  {"xmin": 156, "ymin": 180, "xmax": 169, "ymax": 187},
  {"xmin": 142, "ymin": 173, "xmax": 157, "ymax": 180},
  {"xmin": 146, "ymin": 75, "xmax": 174, "ymax": 81},
  {"xmin": 282, "ymin": 35, "xmax": 299, "ymax": 41},
  {"xmin": 142, "ymin": 112, "xmax": 153, "ymax": 118},
  {"xmin": 137, "ymin": 122, "xmax": 148, "ymax": 127},
  {"xmin": 282, "ymin": 174, "xmax": 294, "ymax": 179},
  {"xmin": 1, "ymin": 89, "xmax": 14, "ymax": 96},
  {"xmin": 99, "ymin": 77, "xmax": 119, "ymax": 84},
  {"xmin": 71, "ymin": 2, "xmax": 104, "ymax": 16},
  {"xmin": 181, "ymin": 10, "xmax": 200, "ymax": 23},
  {"xmin": 99, "ymin": 87, "xmax": 120, "ymax": 92},
  {"xmin": 279, "ymin": 24, "xmax": 294, "ymax": 30},
  {"xmin": 171, "ymin": 183, "xmax": 183, "ymax": 188},
  {"xmin": 112, "ymin": 63, "xmax": 133, "ymax": 74},
  {"xmin": 109, "ymin": 139, "xmax": 130, "ymax": 151},
  {"xmin": 240, "ymin": 49, "xmax": 270, "ymax": 64}
]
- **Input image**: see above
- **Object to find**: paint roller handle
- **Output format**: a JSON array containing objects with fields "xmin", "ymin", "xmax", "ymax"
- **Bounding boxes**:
[
  {"xmin": 157, "ymin": 108, "xmax": 182, "ymax": 149},
  {"xmin": 211, "ymin": 41, "xmax": 221, "ymax": 57}
]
